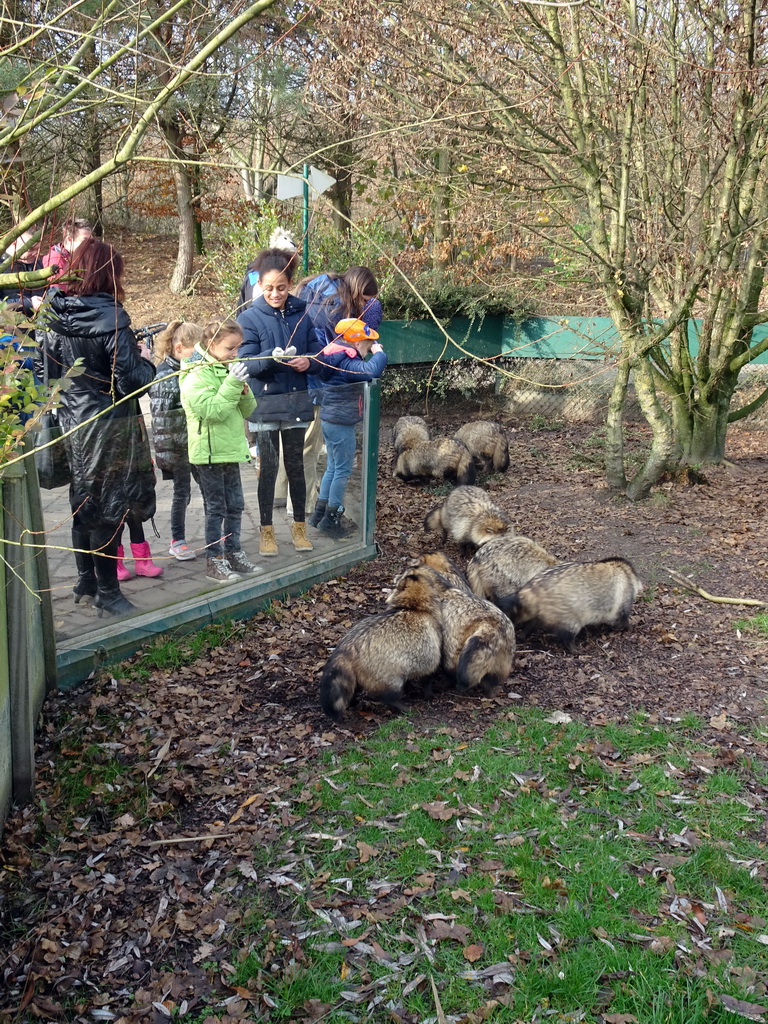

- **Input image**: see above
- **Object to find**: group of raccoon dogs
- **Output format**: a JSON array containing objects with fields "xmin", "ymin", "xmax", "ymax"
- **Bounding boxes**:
[
  {"xmin": 319, "ymin": 481, "xmax": 644, "ymax": 722},
  {"xmin": 392, "ymin": 415, "xmax": 510, "ymax": 487}
]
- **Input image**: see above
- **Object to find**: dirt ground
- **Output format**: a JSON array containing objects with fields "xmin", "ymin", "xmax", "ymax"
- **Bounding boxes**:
[
  {"xmin": 114, "ymin": 231, "xmax": 232, "ymax": 327},
  {"xmin": 1, "ymin": 242, "xmax": 768, "ymax": 1021}
]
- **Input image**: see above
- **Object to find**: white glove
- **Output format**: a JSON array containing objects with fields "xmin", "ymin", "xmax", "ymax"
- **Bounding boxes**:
[
  {"xmin": 272, "ymin": 344, "xmax": 297, "ymax": 360},
  {"xmin": 228, "ymin": 361, "xmax": 249, "ymax": 382},
  {"xmin": 371, "ymin": 343, "xmax": 384, "ymax": 354}
]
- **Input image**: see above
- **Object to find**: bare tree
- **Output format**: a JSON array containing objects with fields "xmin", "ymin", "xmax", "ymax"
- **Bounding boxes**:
[
  {"xmin": 0, "ymin": 0, "xmax": 278, "ymax": 287},
  {"xmin": 397, "ymin": 0, "xmax": 768, "ymax": 495}
]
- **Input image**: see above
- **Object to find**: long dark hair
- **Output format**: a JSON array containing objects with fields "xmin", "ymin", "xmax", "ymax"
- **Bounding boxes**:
[
  {"xmin": 298, "ymin": 265, "xmax": 379, "ymax": 319},
  {"xmin": 66, "ymin": 238, "xmax": 125, "ymax": 301}
]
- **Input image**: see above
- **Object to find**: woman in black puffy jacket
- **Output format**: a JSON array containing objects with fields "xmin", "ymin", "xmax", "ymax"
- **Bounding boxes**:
[{"xmin": 35, "ymin": 239, "xmax": 156, "ymax": 616}]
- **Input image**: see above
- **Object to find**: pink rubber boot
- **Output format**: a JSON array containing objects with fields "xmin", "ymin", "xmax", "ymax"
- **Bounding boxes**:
[
  {"xmin": 116, "ymin": 545, "xmax": 133, "ymax": 581},
  {"xmin": 131, "ymin": 540, "xmax": 164, "ymax": 577}
]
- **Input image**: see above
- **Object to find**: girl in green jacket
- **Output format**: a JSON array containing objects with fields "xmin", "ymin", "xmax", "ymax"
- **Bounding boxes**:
[{"xmin": 180, "ymin": 319, "xmax": 260, "ymax": 584}]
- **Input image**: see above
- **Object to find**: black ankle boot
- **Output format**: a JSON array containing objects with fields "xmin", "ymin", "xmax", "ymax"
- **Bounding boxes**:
[
  {"xmin": 73, "ymin": 571, "xmax": 98, "ymax": 604},
  {"xmin": 317, "ymin": 506, "xmax": 355, "ymax": 539},
  {"xmin": 94, "ymin": 585, "xmax": 136, "ymax": 618},
  {"xmin": 308, "ymin": 499, "xmax": 328, "ymax": 528}
]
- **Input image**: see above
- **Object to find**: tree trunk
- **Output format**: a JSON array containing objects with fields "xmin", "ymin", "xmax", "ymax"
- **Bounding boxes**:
[
  {"xmin": 625, "ymin": 358, "xmax": 679, "ymax": 500},
  {"xmin": 163, "ymin": 120, "xmax": 195, "ymax": 294},
  {"xmin": 604, "ymin": 357, "xmax": 629, "ymax": 492},
  {"xmin": 679, "ymin": 386, "xmax": 733, "ymax": 464}
]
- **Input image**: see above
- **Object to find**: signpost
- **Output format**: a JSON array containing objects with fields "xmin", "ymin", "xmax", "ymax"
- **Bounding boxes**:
[{"xmin": 275, "ymin": 164, "xmax": 337, "ymax": 273}]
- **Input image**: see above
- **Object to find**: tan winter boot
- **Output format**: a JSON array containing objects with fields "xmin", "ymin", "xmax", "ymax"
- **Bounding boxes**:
[
  {"xmin": 291, "ymin": 521, "xmax": 314, "ymax": 552},
  {"xmin": 259, "ymin": 525, "xmax": 278, "ymax": 556}
]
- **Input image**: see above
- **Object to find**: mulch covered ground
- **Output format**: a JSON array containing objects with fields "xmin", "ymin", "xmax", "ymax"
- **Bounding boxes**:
[{"xmin": 1, "ymin": 419, "xmax": 767, "ymax": 1023}]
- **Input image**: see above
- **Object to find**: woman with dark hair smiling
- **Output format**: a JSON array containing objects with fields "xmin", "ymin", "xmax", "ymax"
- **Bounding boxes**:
[{"xmin": 36, "ymin": 238, "xmax": 157, "ymax": 616}]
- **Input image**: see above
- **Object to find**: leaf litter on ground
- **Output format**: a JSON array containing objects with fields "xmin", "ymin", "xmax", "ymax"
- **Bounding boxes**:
[{"xmin": 2, "ymin": 423, "xmax": 768, "ymax": 1022}]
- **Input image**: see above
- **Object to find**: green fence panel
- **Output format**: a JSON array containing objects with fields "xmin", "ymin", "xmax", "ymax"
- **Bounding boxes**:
[
  {"xmin": 380, "ymin": 315, "xmax": 768, "ymax": 365},
  {"xmin": 379, "ymin": 317, "xmax": 503, "ymax": 364}
]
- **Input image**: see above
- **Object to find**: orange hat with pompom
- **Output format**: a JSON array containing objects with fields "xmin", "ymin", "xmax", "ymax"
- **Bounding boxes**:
[{"xmin": 334, "ymin": 318, "xmax": 379, "ymax": 343}]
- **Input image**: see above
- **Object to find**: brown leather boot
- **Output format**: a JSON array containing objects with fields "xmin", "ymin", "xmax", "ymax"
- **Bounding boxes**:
[
  {"xmin": 291, "ymin": 521, "xmax": 314, "ymax": 551},
  {"xmin": 259, "ymin": 525, "xmax": 278, "ymax": 556}
]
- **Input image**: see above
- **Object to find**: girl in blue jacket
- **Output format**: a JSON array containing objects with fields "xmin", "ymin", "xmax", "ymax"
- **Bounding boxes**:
[
  {"xmin": 236, "ymin": 248, "xmax": 323, "ymax": 556},
  {"xmin": 308, "ymin": 317, "xmax": 387, "ymax": 538}
]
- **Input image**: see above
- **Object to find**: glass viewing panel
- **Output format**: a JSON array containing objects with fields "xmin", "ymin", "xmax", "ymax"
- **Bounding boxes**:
[{"xmin": 42, "ymin": 381, "xmax": 379, "ymax": 646}]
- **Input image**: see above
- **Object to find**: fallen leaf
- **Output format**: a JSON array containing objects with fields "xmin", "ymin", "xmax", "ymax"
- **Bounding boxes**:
[
  {"xmin": 463, "ymin": 943, "xmax": 484, "ymax": 962},
  {"xmin": 356, "ymin": 841, "xmax": 379, "ymax": 863}
]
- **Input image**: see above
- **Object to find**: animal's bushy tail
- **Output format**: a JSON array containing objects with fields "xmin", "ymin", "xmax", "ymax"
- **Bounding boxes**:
[
  {"xmin": 492, "ymin": 437, "xmax": 510, "ymax": 473},
  {"xmin": 456, "ymin": 446, "xmax": 477, "ymax": 486},
  {"xmin": 424, "ymin": 505, "xmax": 442, "ymax": 533},
  {"xmin": 319, "ymin": 658, "xmax": 355, "ymax": 721}
]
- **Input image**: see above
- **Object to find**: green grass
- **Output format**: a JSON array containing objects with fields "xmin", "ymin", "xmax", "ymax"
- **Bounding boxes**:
[
  {"xmin": 118, "ymin": 621, "xmax": 247, "ymax": 681},
  {"xmin": 212, "ymin": 711, "xmax": 768, "ymax": 1022},
  {"xmin": 735, "ymin": 612, "xmax": 768, "ymax": 638}
]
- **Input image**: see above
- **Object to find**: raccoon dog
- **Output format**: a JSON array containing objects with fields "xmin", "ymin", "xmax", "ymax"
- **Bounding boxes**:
[
  {"xmin": 424, "ymin": 485, "xmax": 511, "ymax": 552},
  {"xmin": 410, "ymin": 551, "xmax": 472, "ymax": 592},
  {"xmin": 501, "ymin": 557, "xmax": 644, "ymax": 652},
  {"xmin": 392, "ymin": 415, "xmax": 430, "ymax": 454},
  {"xmin": 468, "ymin": 534, "xmax": 558, "ymax": 603},
  {"xmin": 319, "ymin": 570, "xmax": 442, "ymax": 721},
  {"xmin": 411, "ymin": 566, "xmax": 516, "ymax": 695},
  {"xmin": 395, "ymin": 437, "xmax": 476, "ymax": 486},
  {"xmin": 454, "ymin": 420, "xmax": 510, "ymax": 474}
]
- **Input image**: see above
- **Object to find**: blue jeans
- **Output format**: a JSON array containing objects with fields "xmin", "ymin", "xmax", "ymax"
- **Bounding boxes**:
[
  {"xmin": 195, "ymin": 462, "xmax": 244, "ymax": 555},
  {"xmin": 318, "ymin": 420, "xmax": 356, "ymax": 509},
  {"xmin": 169, "ymin": 463, "xmax": 201, "ymax": 542}
]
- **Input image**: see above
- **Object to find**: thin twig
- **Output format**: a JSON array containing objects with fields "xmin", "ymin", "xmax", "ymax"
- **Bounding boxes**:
[
  {"xmin": 143, "ymin": 833, "xmax": 238, "ymax": 846},
  {"xmin": 666, "ymin": 568, "xmax": 768, "ymax": 607},
  {"xmin": 429, "ymin": 975, "xmax": 448, "ymax": 1024}
]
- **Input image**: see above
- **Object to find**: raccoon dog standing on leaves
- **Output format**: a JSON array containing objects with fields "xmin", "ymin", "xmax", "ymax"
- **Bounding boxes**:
[
  {"xmin": 501, "ymin": 557, "xmax": 644, "ymax": 652},
  {"xmin": 468, "ymin": 533, "xmax": 558, "ymax": 603},
  {"xmin": 319, "ymin": 569, "xmax": 442, "ymax": 721},
  {"xmin": 395, "ymin": 437, "xmax": 476, "ymax": 487},
  {"xmin": 392, "ymin": 415, "xmax": 430, "ymax": 454},
  {"xmin": 424, "ymin": 485, "xmax": 511, "ymax": 552},
  {"xmin": 410, "ymin": 565, "xmax": 516, "ymax": 695},
  {"xmin": 454, "ymin": 420, "xmax": 510, "ymax": 474}
]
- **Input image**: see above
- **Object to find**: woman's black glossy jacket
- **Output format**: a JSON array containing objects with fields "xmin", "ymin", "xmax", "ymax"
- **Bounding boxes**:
[{"xmin": 35, "ymin": 289, "xmax": 157, "ymax": 528}]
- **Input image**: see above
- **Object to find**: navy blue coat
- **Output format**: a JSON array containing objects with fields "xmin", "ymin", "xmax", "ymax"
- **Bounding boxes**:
[{"xmin": 236, "ymin": 295, "xmax": 323, "ymax": 424}]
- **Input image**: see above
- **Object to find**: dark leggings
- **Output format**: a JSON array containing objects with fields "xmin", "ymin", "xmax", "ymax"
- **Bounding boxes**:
[
  {"xmin": 257, "ymin": 427, "xmax": 307, "ymax": 525},
  {"xmin": 117, "ymin": 512, "xmax": 145, "ymax": 547}
]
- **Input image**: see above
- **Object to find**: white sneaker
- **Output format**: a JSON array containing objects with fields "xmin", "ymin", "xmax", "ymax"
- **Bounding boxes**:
[{"xmin": 169, "ymin": 540, "xmax": 197, "ymax": 561}]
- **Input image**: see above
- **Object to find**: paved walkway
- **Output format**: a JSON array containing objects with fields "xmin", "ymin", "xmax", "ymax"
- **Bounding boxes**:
[{"xmin": 41, "ymin": 411, "xmax": 366, "ymax": 644}]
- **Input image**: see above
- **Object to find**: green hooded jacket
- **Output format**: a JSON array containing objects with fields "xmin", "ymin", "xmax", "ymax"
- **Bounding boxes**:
[{"xmin": 180, "ymin": 345, "xmax": 257, "ymax": 465}]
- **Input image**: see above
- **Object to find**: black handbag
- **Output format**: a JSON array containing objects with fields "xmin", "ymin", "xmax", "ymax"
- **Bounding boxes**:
[
  {"xmin": 249, "ymin": 387, "xmax": 314, "ymax": 424},
  {"xmin": 34, "ymin": 347, "xmax": 71, "ymax": 489},
  {"xmin": 34, "ymin": 410, "xmax": 70, "ymax": 489}
]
